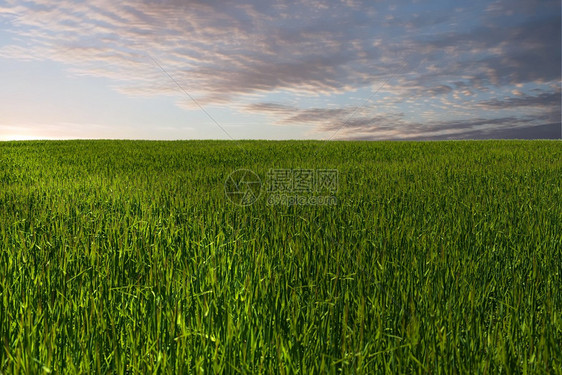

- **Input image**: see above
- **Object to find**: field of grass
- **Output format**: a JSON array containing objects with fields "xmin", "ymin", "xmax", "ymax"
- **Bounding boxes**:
[{"xmin": 0, "ymin": 140, "xmax": 560, "ymax": 373}]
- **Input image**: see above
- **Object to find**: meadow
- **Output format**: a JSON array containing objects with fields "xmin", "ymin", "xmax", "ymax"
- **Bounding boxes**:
[{"xmin": 0, "ymin": 140, "xmax": 560, "ymax": 373}]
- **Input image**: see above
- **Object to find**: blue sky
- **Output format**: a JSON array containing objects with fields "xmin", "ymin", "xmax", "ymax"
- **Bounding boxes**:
[{"xmin": 0, "ymin": 0, "xmax": 560, "ymax": 140}]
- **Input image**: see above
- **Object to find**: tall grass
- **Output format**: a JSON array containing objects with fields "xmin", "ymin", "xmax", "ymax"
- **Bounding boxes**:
[{"xmin": 0, "ymin": 140, "xmax": 560, "ymax": 373}]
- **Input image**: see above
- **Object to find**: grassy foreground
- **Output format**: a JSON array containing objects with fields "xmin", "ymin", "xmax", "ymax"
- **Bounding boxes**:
[{"xmin": 0, "ymin": 140, "xmax": 560, "ymax": 373}]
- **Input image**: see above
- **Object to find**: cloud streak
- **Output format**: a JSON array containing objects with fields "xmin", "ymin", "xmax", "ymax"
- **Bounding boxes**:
[
  {"xmin": 244, "ymin": 101, "xmax": 560, "ymax": 140},
  {"xmin": 0, "ymin": 0, "xmax": 560, "ymax": 139}
]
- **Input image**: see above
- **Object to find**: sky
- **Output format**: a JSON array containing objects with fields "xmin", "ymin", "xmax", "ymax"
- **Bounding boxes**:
[{"xmin": 0, "ymin": 0, "xmax": 560, "ymax": 141}]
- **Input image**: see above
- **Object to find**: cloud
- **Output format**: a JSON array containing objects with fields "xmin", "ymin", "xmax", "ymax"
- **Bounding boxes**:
[
  {"xmin": 0, "ymin": 0, "xmax": 560, "ymax": 139},
  {"xmin": 0, "ymin": 0, "xmax": 466, "ymax": 101},
  {"xmin": 343, "ymin": 123, "xmax": 561, "ymax": 141},
  {"xmin": 244, "ymin": 100, "xmax": 559, "ymax": 140},
  {"xmin": 479, "ymin": 91, "xmax": 561, "ymax": 109},
  {"xmin": 343, "ymin": 121, "xmax": 561, "ymax": 141}
]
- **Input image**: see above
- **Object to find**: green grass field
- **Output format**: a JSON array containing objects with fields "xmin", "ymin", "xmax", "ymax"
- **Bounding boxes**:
[{"xmin": 0, "ymin": 140, "xmax": 560, "ymax": 373}]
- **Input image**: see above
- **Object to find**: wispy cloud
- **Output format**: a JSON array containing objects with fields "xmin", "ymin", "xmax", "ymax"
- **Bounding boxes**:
[
  {"xmin": 1, "ymin": 0, "xmax": 560, "ymax": 139},
  {"xmin": 479, "ymin": 91, "xmax": 561, "ymax": 110}
]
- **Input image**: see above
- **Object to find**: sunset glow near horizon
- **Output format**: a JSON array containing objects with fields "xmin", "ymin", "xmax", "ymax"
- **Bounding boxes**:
[{"xmin": 0, "ymin": 0, "xmax": 560, "ymax": 141}]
